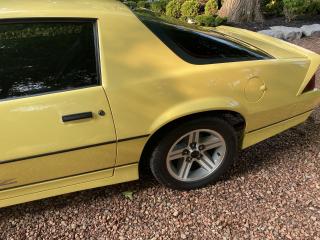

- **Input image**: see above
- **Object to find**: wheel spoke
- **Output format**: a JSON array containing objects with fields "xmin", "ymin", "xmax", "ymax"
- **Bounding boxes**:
[
  {"xmin": 188, "ymin": 130, "xmax": 200, "ymax": 145},
  {"xmin": 202, "ymin": 136, "xmax": 223, "ymax": 150},
  {"xmin": 167, "ymin": 149, "xmax": 184, "ymax": 161},
  {"xmin": 196, "ymin": 153, "xmax": 215, "ymax": 171},
  {"xmin": 178, "ymin": 160, "xmax": 193, "ymax": 180}
]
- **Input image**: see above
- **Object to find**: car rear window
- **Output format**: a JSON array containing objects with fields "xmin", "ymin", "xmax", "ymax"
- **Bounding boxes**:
[
  {"xmin": 134, "ymin": 13, "xmax": 271, "ymax": 65},
  {"xmin": 0, "ymin": 20, "xmax": 100, "ymax": 100}
]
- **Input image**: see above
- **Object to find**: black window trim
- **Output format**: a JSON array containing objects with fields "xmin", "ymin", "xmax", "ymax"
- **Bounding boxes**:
[{"xmin": 0, "ymin": 17, "xmax": 102, "ymax": 102}]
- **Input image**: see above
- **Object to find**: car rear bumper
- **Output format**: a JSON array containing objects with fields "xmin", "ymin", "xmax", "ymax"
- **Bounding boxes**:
[{"xmin": 242, "ymin": 110, "xmax": 314, "ymax": 149}]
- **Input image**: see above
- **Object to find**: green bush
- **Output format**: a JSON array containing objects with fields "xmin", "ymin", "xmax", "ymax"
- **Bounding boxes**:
[
  {"xmin": 195, "ymin": 15, "xmax": 216, "ymax": 26},
  {"xmin": 261, "ymin": 0, "xmax": 284, "ymax": 16},
  {"xmin": 181, "ymin": 0, "xmax": 200, "ymax": 19},
  {"xmin": 195, "ymin": 15, "xmax": 226, "ymax": 26},
  {"xmin": 137, "ymin": 1, "xmax": 149, "ymax": 8},
  {"xmin": 283, "ymin": 0, "xmax": 320, "ymax": 21},
  {"xmin": 197, "ymin": 0, "xmax": 209, "ymax": 8},
  {"xmin": 214, "ymin": 16, "xmax": 227, "ymax": 25},
  {"xmin": 283, "ymin": 0, "xmax": 308, "ymax": 21},
  {"xmin": 125, "ymin": 1, "xmax": 137, "ymax": 9},
  {"xmin": 150, "ymin": 0, "xmax": 168, "ymax": 14},
  {"xmin": 166, "ymin": 0, "xmax": 184, "ymax": 18},
  {"xmin": 305, "ymin": 0, "xmax": 320, "ymax": 15},
  {"xmin": 205, "ymin": 0, "xmax": 218, "ymax": 16}
]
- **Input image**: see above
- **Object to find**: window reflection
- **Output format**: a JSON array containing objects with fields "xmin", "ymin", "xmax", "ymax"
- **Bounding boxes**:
[
  {"xmin": 140, "ymin": 19, "xmax": 269, "ymax": 65},
  {"xmin": 0, "ymin": 21, "xmax": 99, "ymax": 100}
]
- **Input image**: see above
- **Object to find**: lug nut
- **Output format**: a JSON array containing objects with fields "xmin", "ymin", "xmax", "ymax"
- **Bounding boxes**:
[
  {"xmin": 199, "ymin": 145, "xmax": 205, "ymax": 150},
  {"xmin": 190, "ymin": 142, "xmax": 197, "ymax": 149},
  {"xmin": 182, "ymin": 149, "xmax": 189, "ymax": 155}
]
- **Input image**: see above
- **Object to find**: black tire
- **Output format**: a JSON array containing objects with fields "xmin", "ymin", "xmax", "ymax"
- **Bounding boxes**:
[{"xmin": 150, "ymin": 117, "xmax": 238, "ymax": 190}]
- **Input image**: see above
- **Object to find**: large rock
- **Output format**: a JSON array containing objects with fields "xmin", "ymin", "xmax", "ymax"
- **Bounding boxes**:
[
  {"xmin": 270, "ymin": 26, "xmax": 303, "ymax": 40},
  {"xmin": 301, "ymin": 24, "xmax": 320, "ymax": 37},
  {"xmin": 258, "ymin": 29, "xmax": 284, "ymax": 39}
]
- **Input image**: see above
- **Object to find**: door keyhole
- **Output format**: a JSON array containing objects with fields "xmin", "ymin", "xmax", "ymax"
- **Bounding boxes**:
[{"xmin": 98, "ymin": 110, "xmax": 106, "ymax": 116}]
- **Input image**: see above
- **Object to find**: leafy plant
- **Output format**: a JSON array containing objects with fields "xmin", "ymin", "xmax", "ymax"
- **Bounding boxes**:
[
  {"xmin": 122, "ymin": 191, "xmax": 134, "ymax": 200},
  {"xmin": 305, "ymin": 0, "xmax": 320, "ymax": 15},
  {"xmin": 195, "ymin": 15, "xmax": 216, "ymax": 26},
  {"xmin": 261, "ymin": 0, "xmax": 284, "ymax": 16},
  {"xmin": 125, "ymin": 0, "xmax": 138, "ymax": 9},
  {"xmin": 215, "ymin": 16, "xmax": 227, "ymax": 25},
  {"xmin": 181, "ymin": 0, "xmax": 200, "ymax": 19},
  {"xmin": 204, "ymin": 0, "xmax": 219, "ymax": 16},
  {"xmin": 195, "ymin": 15, "xmax": 226, "ymax": 26},
  {"xmin": 150, "ymin": 0, "xmax": 169, "ymax": 14},
  {"xmin": 137, "ymin": 1, "xmax": 149, "ymax": 8},
  {"xmin": 166, "ymin": 0, "xmax": 185, "ymax": 18},
  {"xmin": 283, "ymin": 0, "xmax": 308, "ymax": 21}
]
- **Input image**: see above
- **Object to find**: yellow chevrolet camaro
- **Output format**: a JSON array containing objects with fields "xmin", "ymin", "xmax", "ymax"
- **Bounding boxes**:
[{"xmin": 0, "ymin": 0, "xmax": 320, "ymax": 208}]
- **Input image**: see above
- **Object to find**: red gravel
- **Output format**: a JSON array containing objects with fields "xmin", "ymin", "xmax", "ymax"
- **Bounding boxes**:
[{"xmin": 0, "ymin": 37, "xmax": 320, "ymax": 240}]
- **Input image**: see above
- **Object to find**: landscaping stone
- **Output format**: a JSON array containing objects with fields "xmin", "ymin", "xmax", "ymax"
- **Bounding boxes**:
[
  {"xmin": 301, "ymin": 24, "xmax": 320, "ymax": 37},
  {"xmin": 270, "ymin": 26, "xmax": 303, "ymax": 40},
  {"xmin": 258, "ymin": 29, "xmax": 284, "ymax": 39},
  {"xmin": 259, "ymin": 24, "xmax": 320, "ymax": 40}
]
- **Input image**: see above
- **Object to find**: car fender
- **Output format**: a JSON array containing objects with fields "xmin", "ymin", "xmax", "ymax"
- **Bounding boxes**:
[{"xmin": 149, "ymin": 96, "xmax": 248, "ymax": 134}]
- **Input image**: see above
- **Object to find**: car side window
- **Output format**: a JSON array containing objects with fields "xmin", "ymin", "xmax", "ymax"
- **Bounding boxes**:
[
  {"xmin": 137, "ymin": 18, "xmax": 270, "ymax": 65},
  {"xmin": 0, "ymin": 20, "xmax": 99, "ymax": 100}
]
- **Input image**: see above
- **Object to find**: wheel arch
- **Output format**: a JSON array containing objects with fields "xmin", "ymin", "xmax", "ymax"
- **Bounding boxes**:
[{"xmin": 139, "ymin": 110, "xmax": 246, "ymax": 175}]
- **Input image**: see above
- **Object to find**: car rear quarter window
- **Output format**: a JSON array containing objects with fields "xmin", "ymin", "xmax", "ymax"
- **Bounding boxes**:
[
  {"xmin": 135, "ymin": 15, "xmax": 270, "ymax": 65},
  {"xmin": 0, "ymin": 20, "xmax": 99, "ymax": 100}
]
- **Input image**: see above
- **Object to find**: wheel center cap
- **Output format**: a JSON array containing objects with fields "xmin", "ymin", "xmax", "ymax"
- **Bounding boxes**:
[{"xmin": 191, "ymin": 151, "xmax": 200, "ymax": 158}]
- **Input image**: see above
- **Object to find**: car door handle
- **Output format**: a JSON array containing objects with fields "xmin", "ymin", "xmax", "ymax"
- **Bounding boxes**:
[{"xmin": 62, "ymin": 112, "xmax": 93, "ymax": 122}]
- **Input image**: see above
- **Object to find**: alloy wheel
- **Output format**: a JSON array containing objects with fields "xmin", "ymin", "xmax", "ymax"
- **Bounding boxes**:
[{"xmin": 166, "ymin": 129, "xmax": 226, "ymax": 182}]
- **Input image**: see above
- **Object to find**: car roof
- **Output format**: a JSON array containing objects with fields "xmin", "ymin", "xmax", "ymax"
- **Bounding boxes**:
[{"xmin": 0, "ymin": 0, "xmax": 123, "ymax": 19}]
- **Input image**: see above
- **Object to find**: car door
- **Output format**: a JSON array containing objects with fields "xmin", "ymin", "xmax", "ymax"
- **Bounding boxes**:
[{"xmin": 0, "ymin": 19, "xmax": 116, "ymax": 190}]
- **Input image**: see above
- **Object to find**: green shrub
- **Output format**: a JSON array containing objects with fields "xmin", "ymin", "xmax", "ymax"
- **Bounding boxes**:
[
  {"xmin": 305, "ymin": 0, "xmax": 320, "ymax": 15},
  {"xmin": 195, "ymin": 15, "xmax": 226, "ymax": 27},
  {"xmin": 283, "ymin": 0, "xmax": 320, "ymax": 20},
  {"xmin": 205, "ymin": 0, "xmax": 218, "ymax": 16},
  {"xmin": 214, "ymin": 16, "xmax": 227, "ymax": 25},
  {"xmin": 181, "ymin": 0, "xmax": 200, "ymax": 19},
  {"xmin": 125, "ymin": 1, "xmax": 137, "ymax": 9},
  {"xmin": 195, "ymin": 15, "xmax": 216, "ymax": 26},
  {"xmin": 137, "ymin": 1, "xmax": 149, "ymax": 8},
  {"xmin": 197, "ymin": 0, "xmax": 209, "ymax": 8},
  {"xmin": 283, "ymin": 0, "xmax": 308, "ymax": 21},
  {"xmin": 150, "ymin": 0, "xmax": 168, "ymax": 14},
  {"xmin": 261, "ymin": 0, "xmax": 284, "ymax": 16},
  {"xmin": 166, "ymin": 0, "xmax": 184, "ymax": 18}
]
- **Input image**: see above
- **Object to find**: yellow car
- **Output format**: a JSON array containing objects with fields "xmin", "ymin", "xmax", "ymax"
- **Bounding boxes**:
[{"xmin": 0, "ymin": 0, "xmax": 320, "ymax": 208}]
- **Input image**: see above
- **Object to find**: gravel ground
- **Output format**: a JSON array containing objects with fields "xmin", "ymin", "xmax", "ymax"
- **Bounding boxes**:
[{"xmin": 1, "ymin": 37, "xmax": 320, "ymax": 240}]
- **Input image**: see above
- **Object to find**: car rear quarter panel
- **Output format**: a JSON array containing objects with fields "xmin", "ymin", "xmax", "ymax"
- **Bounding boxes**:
[{"xmin": 100, "ymin": 6, "xmax": 319, "ymax": 159}]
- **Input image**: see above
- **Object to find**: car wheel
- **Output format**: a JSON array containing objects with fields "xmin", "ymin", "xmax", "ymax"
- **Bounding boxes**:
[{"xmin": 150, "ymin": 117, "xmax": 238, "ymax": 190}]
